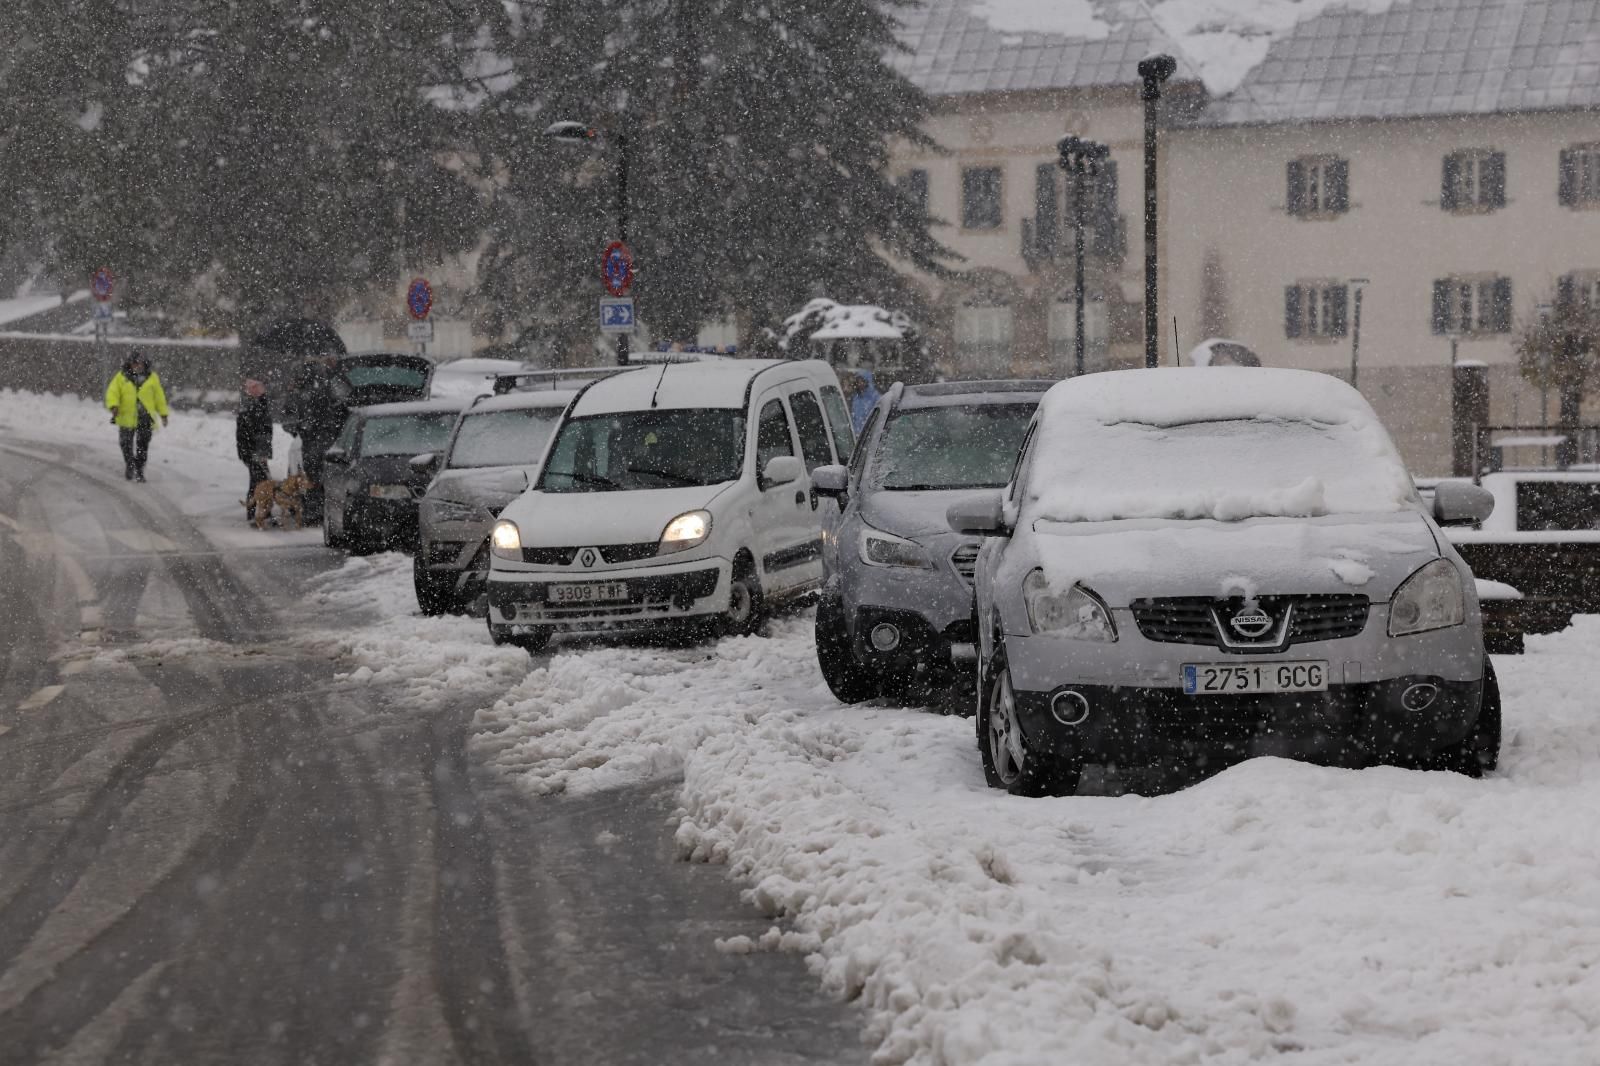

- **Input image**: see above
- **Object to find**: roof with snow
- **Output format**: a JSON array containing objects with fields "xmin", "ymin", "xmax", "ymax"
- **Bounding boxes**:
[{"xmin": 894, "ymin": 0, "xmax": 1600, "ymax": 123}]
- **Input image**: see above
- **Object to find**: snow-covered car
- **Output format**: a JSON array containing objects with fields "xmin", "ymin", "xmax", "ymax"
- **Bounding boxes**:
[
  {"xmin": 411, "ymin": 389, "xmax": 580, "ymax": 616},
  {"xmin": 428, "ymin": 357, "xmax": 530, "ymax": 401},
  {"xmin": 812, "ymin": 379, "xmax": 1052, "ymax": 702},
  {"xmin": 321, "ymin": 398, "xmax": 467, "ymax": 554},
  {"xmin": 954, "ymin": 367, "xmax": 1501, "ymax": 796},
  {"xmin": 485, "ymin": 359, "xmax": 855, "ymax": 651}
]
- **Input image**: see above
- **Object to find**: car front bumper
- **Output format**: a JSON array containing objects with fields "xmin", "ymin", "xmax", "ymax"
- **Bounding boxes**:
[
  {"xmin": 343, "ymin": 497, "xmax": 420, "ymax": 546},
  {"xmin": 486, "ymin": 556, "xmax": 732, "ymax": 632}
]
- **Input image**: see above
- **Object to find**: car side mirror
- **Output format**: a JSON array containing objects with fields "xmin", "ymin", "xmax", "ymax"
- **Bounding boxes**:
[
  {"xmin": 948, "ymin": 492, "xmax": 1010, "ymax": 537},
  {"xmin": 812, "ymin": 464, "xmax": 848, "ymax": 501},
  {"xmin": 763, "ymin": 455, "xmax": 802, "ymax": 488},
  {"xmin": 322, "ymin": 446, "xmax": 350, "ymax": 465},
  {"xmin": 409, "ymin": 452, "xmax": 440, "ymax": 477},
  {"xmin": 1432, "ymin": 480, "xmax": 1494, "ymax": 526}
]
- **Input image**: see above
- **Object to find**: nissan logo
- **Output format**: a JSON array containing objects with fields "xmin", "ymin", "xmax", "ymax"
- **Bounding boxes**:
[
  {"xmin": 580, "ymin": 548, "xmax": 598, "ymax": 568},
  {"xmin": 1229, "ymin": 608, "xmax": 1273, "ymax": 637}
]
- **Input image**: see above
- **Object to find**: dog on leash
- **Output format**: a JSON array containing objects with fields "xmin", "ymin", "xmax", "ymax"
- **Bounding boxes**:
[{"xmin": 243, "ymin": 473, "xmax": 312, "ymax": 530}]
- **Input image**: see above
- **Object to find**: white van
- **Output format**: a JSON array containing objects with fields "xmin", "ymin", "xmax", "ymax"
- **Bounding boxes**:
[{"xmin": 485, "ymin": 359, "xmax": 856, "ymax": 650}]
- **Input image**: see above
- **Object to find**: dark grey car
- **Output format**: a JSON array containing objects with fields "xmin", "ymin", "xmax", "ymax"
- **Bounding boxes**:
[
  {"xmin": 321, "ymin": 399, "xmax": 467, "ymax": 554},
  {"xmin": 812, "ymin": 380, "xmax": 1052, "ymax": 702}
]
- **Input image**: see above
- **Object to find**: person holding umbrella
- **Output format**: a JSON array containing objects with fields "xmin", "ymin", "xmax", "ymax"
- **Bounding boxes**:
[{"xmin": 104, "ymin": 350, "xmax": 169, "ymax": 481}]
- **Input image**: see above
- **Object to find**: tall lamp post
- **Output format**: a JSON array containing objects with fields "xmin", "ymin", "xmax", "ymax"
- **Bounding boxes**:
[
  {"xmin": 1058, "ymin": 135, "xmax": 1109, "ymax": 378},
  {"xmin": 1348, "ymin": 277, "xmax": 1369, "ymax": 390},
  {"xmin": 546, "ymin": 120, "xmax": 633, "ymax": 367},
  {"xmin": 1137, "ymin": 54, "xmax": 1176, "ymax": 370}
]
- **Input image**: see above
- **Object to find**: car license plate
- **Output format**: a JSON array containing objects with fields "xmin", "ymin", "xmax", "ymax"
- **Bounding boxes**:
[
  {"xmin": 547, "ymin": 581, "xmax": 630, "ymax": 605},
  {"xmin": 1182, "ymin": 661, "xmax": 1329, "ymax": 695}
]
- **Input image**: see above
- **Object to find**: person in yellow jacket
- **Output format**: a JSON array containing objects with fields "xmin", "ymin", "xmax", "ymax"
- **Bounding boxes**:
[{"xmin": 105, "ymin": 350, "xmax": 170, "ymax": 482}]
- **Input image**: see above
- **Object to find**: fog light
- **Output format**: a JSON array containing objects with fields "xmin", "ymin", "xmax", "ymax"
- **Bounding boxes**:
[
  {"xmin": 1051, "ymin": 689, "xmax": 1091, "ymax": 727},
  {"xmin": 869, "ymin": 623, "xmax": 901, "ymax": 652},
  {"xmin": 1400, "ymin": 683, "xmax": 1440, "ymax": 712}
]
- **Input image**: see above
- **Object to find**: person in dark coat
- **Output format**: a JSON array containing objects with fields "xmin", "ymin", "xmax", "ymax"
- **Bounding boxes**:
[
  {"xmin": 236, "ymin": 377, "xmax": 274, "ymax": 524},
  {"xmin": 285, "ymin": 354, "xmax": 349, "ymax": 524}
]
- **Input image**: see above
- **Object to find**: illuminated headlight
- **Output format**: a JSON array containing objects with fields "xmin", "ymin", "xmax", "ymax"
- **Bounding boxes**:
[
  {"xmin": 430, "ymin": 498, "xmax": 482, "ymax": 524},
  {"xmin": 658, "ymin": 510, "xmax": 711, "ymax": 555},
  {"xmin": 1389, "ymin": 558, "xmax": 1465, "ymax": 636},
  {"xmin": 368, "ymin": 484, "xmax": 412, "ymax": 499},
  {"xmin": 490, "ymin": 520, "xmax": 522, "ymax": 561},
  {"xmin": 859, "ymin": 527, "xmax": 933, "ymax": 570},
  {"xmin": 1023, "ymin": 569, "xmax": 1117, "ymax": 641}
]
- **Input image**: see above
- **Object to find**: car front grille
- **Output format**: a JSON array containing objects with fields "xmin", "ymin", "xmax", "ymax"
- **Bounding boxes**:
[
  {"xmin": 519, "ymin": 543, "xmax": 661, "ymax": 567},
  {"xmin": 951, "ymin": 543, "xmax": 980, "ymax": 586},
  {"xmin": 428, "ymin": 541, "xmax": 466, "ymax": 564},
  {"xmin": 1130, "ymin": 595, "xmax": 1370, "ymax": 651}
]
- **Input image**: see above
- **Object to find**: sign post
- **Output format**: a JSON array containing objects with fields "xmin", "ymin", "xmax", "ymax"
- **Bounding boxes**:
[
  {"xmin": 406, "ymin": 277, "xmax": 434, "ymax": 356},
  {"xmin": 599, "ymin": 242, "xmax": 634, "ymax": 366}
]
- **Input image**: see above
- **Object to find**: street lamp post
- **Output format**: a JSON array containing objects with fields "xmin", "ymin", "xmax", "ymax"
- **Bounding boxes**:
[
  {"xmin": 1137, "ymin": 54, "xmax": 1175, "ymax": 370},
  {"xmin": 1058, "ymin": 135, "xmax": 1109, "ymax": 377},
  {"xmin": 1348, "ymin": 277, "xmax": 1369, "ymax": 390},
  {"xmin": 546, "ymin": 120, "xmax": 633, "ymax": 367}
]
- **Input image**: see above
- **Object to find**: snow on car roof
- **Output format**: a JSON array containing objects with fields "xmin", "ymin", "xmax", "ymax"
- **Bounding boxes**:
[
  {"xmin": 354, "ymin": 398, "xmax": 470, "ymax": 417},
  {"xmin": 465, "ymin": 391, "xmax": 576, "ymax": 414},
  {"xmin": 899, "ymin": 379, "xmax": 1055, "ymax": 409},
  {"xmin": 1028, "ymin": 367, "xmax": 1415, "ymax": 522},
  {"xmin": 570, "ymin": 359, "xmax": 823, "ymax": 415}
]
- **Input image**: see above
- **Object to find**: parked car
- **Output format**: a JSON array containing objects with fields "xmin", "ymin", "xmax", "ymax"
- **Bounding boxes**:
[
  {"xmin": 485, "ymin": 359, "xmax": 856, "ymax": 651},
  {"xmin": 321, "ymin": 398, "xmax": 468, "ymax": 553},
  {"xmin": 285, "ymin": 352, "xmax": 435, "ymax": 476},
  {"xmin": 428, "ymin": 357, "xmax": 530, "ymax": 401},
  {"xmin": 413, "ymin": 381, "xmax": 597, "ymax": 616},
  {"xmin": 954, "ymin": 367, "xmax": 1501, "ymax": 796},
  {"xmin": 812, "ymin": 380, "xmax": 1053, "ymax": 701}
]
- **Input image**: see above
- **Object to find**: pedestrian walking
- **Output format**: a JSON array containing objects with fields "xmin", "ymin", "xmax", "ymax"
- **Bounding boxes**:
[
  {"xmin": 104, "ymin": 351, "xmax": 169, "ymax": 482},
  {"xmin": 237, "ymin": 377, "xmax": 274, "ymax": 524},
  {"xmin": 285, "ymin": 354, "xmax": 349, "ymax": 525}
]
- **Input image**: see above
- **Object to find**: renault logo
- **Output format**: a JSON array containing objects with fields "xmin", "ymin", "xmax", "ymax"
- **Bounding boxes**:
[
  {"xmin": 579, "ymin": 549, "xmax": 598, "ymax": 568},
  {"xmin": 1229, "ymin": 608, "xmax": 1273, "ymax": 637}
]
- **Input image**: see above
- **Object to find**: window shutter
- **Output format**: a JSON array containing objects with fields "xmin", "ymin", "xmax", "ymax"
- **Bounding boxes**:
[
  {"xmin": 1326, "ymin": 159, "xmax": 1350, "ymax": 213},
  {"xmin": 1483, "ymin": 152, "xmax": 1506, "ymax": 209},
  {"xmin": 1034, "ymin": 164, "xmax": 1058, "ymax": 254},
  {"xmin": 1328, "ymin": 285, "xmax": 1350, "ymax": 337},
  {"xmin": 1490, "ymin": 277, "xmax": 1513, "ymax": 332},
  {"xmin": 1441, "ymin": 153, "xmax": 1460, "ymax": 210},
  {"xmin": 1092, "ymin": 160, "xmax": 1120, "ymax": 255},
  {"xmin": 1557, "ymin": 272, "xmax": 1576, "ymax": 312},
  {"xmin": 903, "ymin": 169, "xmax": 929, "ymax": 215},
  {"xmin": 1285, "ymin": 286, "xmax": 1303, "ymax": 338},
  {"xmin": 1431, "ymin": 279, "xmax": 1451, "ymax": 334},
  {"xmin": 1286, "ymin": 160, "xmax": 1305, "ymax": 216},
  {"xmin": 1559, "ymin": 149, "xmax": 1577, "ymax": 206}
]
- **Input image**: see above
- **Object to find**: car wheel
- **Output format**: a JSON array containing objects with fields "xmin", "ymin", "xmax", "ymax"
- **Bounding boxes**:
[
  {"xmin": 977, "ymin": 656, "xmax": 1077, "ymax": 797},
  {"xmin": 413, "ymin": 557, "xmax": 457, "ymax": 617},
  {"xmin": 815, "ymin": 592, "xmax": 879, "ymax": 703},
  {"xmin": 1434, "ymin": 657, "xmax": 1502, "ymax": 777},
  {"xmin": 322, "ymin": 505, "xmax": 349, "ymax": 550},
  {"xmin": 724, "ymin": 557, "xmax": 764, "ymax": 637},
  {"xmin": 488, "ymin": 618, "xmax": 552, "ymax": 654}
]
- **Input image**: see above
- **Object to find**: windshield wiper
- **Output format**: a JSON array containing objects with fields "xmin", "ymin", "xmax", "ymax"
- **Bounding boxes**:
[
  {"xmin": 558, "ymin": 471, "xmax": 623, "ymax": 490},
  {"xmin": 886, "ymin": 482, "xmax": 1001, "ymax": 492},
  {"xmin": 626, "ymin": 466, "xmax": 700, "ymax": 486}
]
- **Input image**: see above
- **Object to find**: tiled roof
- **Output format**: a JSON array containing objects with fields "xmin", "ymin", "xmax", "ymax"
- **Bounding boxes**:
[{"xmin": 893, "ymin": 0, "xmax": 1600, "ymax": 123}]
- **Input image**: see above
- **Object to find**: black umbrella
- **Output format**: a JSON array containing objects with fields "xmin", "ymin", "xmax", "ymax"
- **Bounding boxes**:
[{"xmin": 244, "ymin": 318, "xmax": 348, "ymax": 390}]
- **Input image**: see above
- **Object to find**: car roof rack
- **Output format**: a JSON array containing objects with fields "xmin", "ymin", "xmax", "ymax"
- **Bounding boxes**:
[{"xmin": 491, "ymin": 366, "xmax": 633, "ymax": 395}]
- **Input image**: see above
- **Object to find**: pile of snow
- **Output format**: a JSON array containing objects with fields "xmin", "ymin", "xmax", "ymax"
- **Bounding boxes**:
[
  {"xmin": 779, "ymin": 298, "xmax": 911, "ymax": 351},
  {"xmin": 1025, "ymin": 368, "xmax": 1416, "ymax": 523}
]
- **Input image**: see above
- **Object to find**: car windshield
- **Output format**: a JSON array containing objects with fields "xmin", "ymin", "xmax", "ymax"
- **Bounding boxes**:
[
  {"xmin": 359, "ymin": 412, "xmax": 457, "ymax": 457},
  {"xmin": 1032, "ymin": 417, "xmax": 1415, "ymax": 523},
  {"xmin": 345, "ymin": 365, "xmax": 429, "ymax": 391},
  {"xmin": 873, "ymin": 404, "xmax": 1036, "ymax": 491},
  {"xmin": 539, "ymin": 409, "xmax": 745, "ymax": 492},
  {"xmin": 447, "ymin": 408, "xmax": 562, "ymax": 469}
]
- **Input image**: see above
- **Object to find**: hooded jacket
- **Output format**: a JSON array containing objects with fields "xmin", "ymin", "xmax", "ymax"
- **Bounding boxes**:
[{"xmin": 106, "ymin": 366, "xmax": 170, "ymax": 430}]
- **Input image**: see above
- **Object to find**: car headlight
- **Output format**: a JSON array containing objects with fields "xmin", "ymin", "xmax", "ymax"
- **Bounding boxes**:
[
  {"xmin": 490, "ymin": 519, "xmax": 522, "ymax": 561},
  {"xmin": 1389, "ymin": 558, "xmax": 1465, "ymax": 636},
  {"xmin": 1023, "ymin": 569, "xmax": 1117, "ymax": 641},
  {"xmin": 369, "ymin": 484, "xmax": 412, "ymax": 499},
  {"xmin": 859, "ymin": 527, "xmax": 933, "ymax": 570},
  {"xmin": 658, "ymin": 510, "xmax": 711, "ymax": 555},
  {"xmin": 431, "ymin": 498, "xmax": 483, "ymax": 524}
]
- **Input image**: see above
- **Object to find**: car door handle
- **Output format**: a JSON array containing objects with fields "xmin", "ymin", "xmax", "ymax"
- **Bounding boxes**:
[{"xmin": 794, "ymin": 490, "xmax": 806, "ymax": 506}]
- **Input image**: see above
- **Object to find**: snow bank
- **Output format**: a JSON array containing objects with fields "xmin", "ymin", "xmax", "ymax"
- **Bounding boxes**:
[{"xmin": 971, "ymin": 0, "xmax": 1110, "ymax": 41}]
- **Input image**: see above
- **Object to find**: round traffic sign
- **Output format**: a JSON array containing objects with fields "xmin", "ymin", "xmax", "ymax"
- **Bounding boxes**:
[
  {"xmin": 601, "ymin": 242, "xmax": 634, "ymax": 297},
  {"xmin": 91, "ymin": 267, "xmax": 115, "ymax": 302},
  {"xmin": 406, "ymin": 277, "xmax": 433, "ymax": 320}
]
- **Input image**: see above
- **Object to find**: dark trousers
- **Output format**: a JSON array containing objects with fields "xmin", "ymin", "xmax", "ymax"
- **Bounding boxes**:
[
  {"xmin": 300, "ymin": 436, "xmax": 335, "ymax": 522},
  {"xmin": 245, "ymin": 459, "xmax": 271, "ymax": 513},
  {"xmin": 118, "ymin": 425, "xmax": 152, "ymax": 472}
]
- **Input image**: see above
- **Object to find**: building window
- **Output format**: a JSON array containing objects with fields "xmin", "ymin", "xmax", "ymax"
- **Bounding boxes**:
[
  {"xmin": 1442, "ymin": 150, "xmax": 1506, "ymax": 212},
  {"xmin": 1559, "ymin": 144, "xmax": 1600, "ymax": 207},
  {"xmin": 897, "ymin": 168, "xmax": 928, "ymax": 215},
  {"xmin": 1558, "ymin": 272, "xmax": 1600, "ymax": 314},
  {"xmin": 1048, "ymin": 298, "xmax": 1110, "ymax": 372},
  {"xmin": 954, "ymin": 302, "xmax": 1013, "ymax": 370},
  {"xmin": 1286, "ymin": 156, "xmax": 1349, "ymax": 217},
  {"xmin": 1284, "ymin": 282, "xmax": 1349, "ymax": 339},
  {"xmin": 1431, "ymin": 276, "xmax": 1512, "ymax": 335},
  {"xmin": 961, "ymin": 166, "xmax": 1003, "ymax": 230},
  {"xmin": 1064, "ymin": 159, "xmax": 1123, "ymax": 257}
]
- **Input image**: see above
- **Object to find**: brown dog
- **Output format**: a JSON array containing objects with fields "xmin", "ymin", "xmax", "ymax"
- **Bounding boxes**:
[{"xmin": 243, "ymin": 473, "xmax": 312, "ymax": 530}]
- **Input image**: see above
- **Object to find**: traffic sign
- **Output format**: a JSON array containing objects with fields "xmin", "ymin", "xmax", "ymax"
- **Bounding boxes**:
[
  {"xmin": 91, "ymin": 267, "xmax": 115, "ymax": 302},
  {"xmin": 407, "ymin": 320, "xmax": 435, "ymax": 343},
  {"xmin": 406, "ymin": 277, "xmax": 433, "ymax": 320},
  {"xmin": 600, "ymin": 297, "xmax": 636, "ymax": 334},
  {"xmin": 601, "ymin": 242, "xmax": 634, "ymax": 297}
]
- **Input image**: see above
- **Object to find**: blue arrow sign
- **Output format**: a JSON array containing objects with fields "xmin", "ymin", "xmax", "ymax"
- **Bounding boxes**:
[{"xmin": 600, "ymin": 297, "xmax": 635, "ymax": 334}]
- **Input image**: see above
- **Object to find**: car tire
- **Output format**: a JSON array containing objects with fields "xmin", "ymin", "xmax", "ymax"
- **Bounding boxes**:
[
  {"xmin": 815, "ymin": 593, "xmax": 879, "ymax": 704},
  {"xmin": 1430, "ymin": 657, "xmax": 1502, "ymax": 777},
  {"xmin": 322, "ymin": 505, "xmax": 349, "ymax": 550},
  {"xmin": 977, "ymin": 655, "xmax": 1079, "ymax": 797},
  {"xmin": 413, "ymin": 557, "xmax": 458, "ymax": 617},
  {"xmin": 724, "ymin": 557, "xmax": 764, "ymax": 637},
  {"xmin": 488, "ymin": 619, "xmax": 552, "ymax": 654}
]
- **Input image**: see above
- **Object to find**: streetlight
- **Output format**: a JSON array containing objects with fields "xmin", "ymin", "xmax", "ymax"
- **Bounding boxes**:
[
  {"xmin": 1348, "ymin": 277, "xmax": 1369, "ymax": 390},
  {"xmin": 546, "ymin": 120, "xmax": 633, "ymax": 367},
  {"xmin": 1137, "ymin": 53, "xmax": 1176, "ymax": 370},
  {"xmin": 1058, "ymin": 135, "xmax": 1110, "ymax": 377}
]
